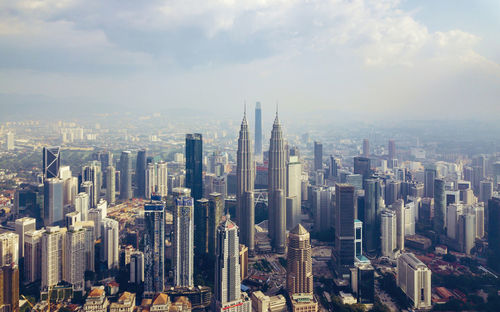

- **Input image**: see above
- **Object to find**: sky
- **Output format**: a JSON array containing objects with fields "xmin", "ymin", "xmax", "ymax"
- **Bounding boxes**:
[{"xmin": 0, "ymin": 0, "xmax": 499, "ymax": 121}]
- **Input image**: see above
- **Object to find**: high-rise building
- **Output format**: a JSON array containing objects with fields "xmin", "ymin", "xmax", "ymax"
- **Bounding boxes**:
[
  {"xmin": 101, "ymin": 218, "xmax": 119, "ymax": 270},
  {"xmin": 119, "ymin": 151, "xmax": 133, "ymax": 200},
  {"xmin": 106, "ymin": 166, "xmax": 116, "ymax": 205},
  {"xmin": 74, "ymin": 192, "xmax": 90, "ymax": 222},
  {"xmin": 213, "ymin": 217, "xmax": 252, "ymax": 312},
  {"xmin": 397, "ymin": 253, "xmax": 432, "ymax": 309},
  {"xmin": 236, "ymin": 111, "xmax": 255, "ymax": 255},
  {"xmin": 311, "ymin": 186, "xmax": 332, "ymax": 233},
  {"xmin": 353, "ymin": 157, "xmax": 371, "ymax": 181},
  {"xmin": 314, "ymin": 141, "xmax": 323, "ymax": 171},
  {"xmin": 74, "ymin": 221, "xmax": 95, "ymax": 272},
  {"xmin": 254, "ymin": 102, "xmax": 262, "ymax": 162},
  {"xmin": 388, "ymin": 140, "xmax": 396, "ymax": 160},
  {"xmin": 5, "ymin": 132, "xmax": 14, "ymax": 150},
  {"xmin": 287, "ymin": 155, "xmax": 302, "ymax": 230},
  {"xmin": 334, "ymin": 184, "xmax": 356, "ymax": 275},
  {"xmin": 145, "ymin": 163, "xmax": 155, "ymax": 199},
  {"xmin": 186, "ymin": 133, "xmax": 203, "ymax": 201},
  {"xmin": 144, "ymin": 200, "xmax": 165, "ymax": 296},
  {"xmin": 208, "ymin": 193, "xmax": 224, "ymax": 258},
  {"xmin": 0, "ymin": 263, "xmax": 19, "ymax": 312},
  {"xmin": 0, "ymin": 233, "xmax": 19, "ymax": 267},
  {"xmin": 130, "ymin": 251, "xmax": 144, "ymax": 284},
  {"xmin": 268, "ymin": 113, "xmax": 287, "ymax": 254},
  {"xmin": 381, "ymin": 210, "xmax": 397, "ymax": 258},
  {"xmin": 93, "ymin": 151, "xmax": 113, "ymax": 189},
  {"xmin": 24, "ymin": 229, "xmax": 44, "ymax": 284},
  {"xmin": 43, "ymin": 178, "xmax": 64, "ymax": 226},
  {"xmin": 286, "ymin": 224, "xmax": 313, "ymax": 295},
  {"xmin": 385, "ymin": 180, "xmax": 401, "ymax": 206},
  {"xmin": 351, "ymin": 262, "xmax": 375, "ymax": 305},
  {"xmin": 15, "ymin": 217, "xmax": 35, "ymax": 259},
  {"xmin": 64, "ymin": 225, "xmax": 85, "ymax": 291},
  {"xmin": 424, "ymin": 165, "xmax": 437, "ymax": 198},
  {"xmin": 493, "ymin": 162, "xmax": 500, "ymax": 189},
  {"xmin": 41, "ymin": 226, "xmax": 67, "ymax": 289},
  {"xmin": 363, "ymin": 179, "xmax": 381, "ymax": 253},
  {"xmin": 433, "ymin": 178, "xmax": 446, "ymax": 234},
  {"xmin": 156, "ymin": 161, "xmax": 168, "ymax": 197},
  {"xmin": 82, "ymin": 161, "xmax": 102, "ymax": 208},
  {"xmin": 173, "ymin": 196, "xmax": 194, "ymax": 287},
  {"xmin": 329, "ymin": 156, "xmax": 340, "ymax": 179},
  {"xmin": 480, "ymin": 180, "xmax": 493, "ymax": 205},
  {"xmin": 194, "ymin": 198, "xmax": 209, "ymax": 257},
  {"xmin": 362, "ymin": 139, "xmax": 369, "ymax": 157},
  {"xmin": 43, "ymin": 147, "xmax": 60, "ymax": 179},
  {"xmin": 488, "ymin": 196, "xmax": 500, "ymax": 271},
  {"xmin": 392, "ymin": 200, "xmax": 405, "ymax": 252},
  {"xmin": 136, "ymin": 149, "xmax": 147, "ymax": 198}
]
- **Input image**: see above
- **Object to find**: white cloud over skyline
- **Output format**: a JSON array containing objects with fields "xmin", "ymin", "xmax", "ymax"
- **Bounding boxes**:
[{"xmin": 0, "ymin": 0, "xmax": 499, "ymax": 120}]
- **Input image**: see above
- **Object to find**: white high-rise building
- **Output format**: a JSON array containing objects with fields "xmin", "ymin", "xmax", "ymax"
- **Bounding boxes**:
[
  {"xmin": 447, "ymin": 203, "xmax": 463, "ymax": 240},
  {"xmin": 75, "ymin": 192, "xmax": 90, "ymax": 221},
  {"xmin": 286, "ymin": 155, "xmax": 302, "ymax": 230},
  {"xmin": 0, "ymin": 232, "xmax": 19, "ymax": 266},
  {"xmin": 404, "ymin": 202, "xmax": 416, "ymax": 236},
  {"xmin": 101, "ymin": 218, "xmax": 119, "ymax": 269},
  {"xmin": 6, "ymin": 131, "xmax": 14, "ymax": 150},
  {"xmin": 156, "ymin": 161, "xmax": 168, "ymax": 197},
  {"xmin": 88, "ymin": 208, "xmax": 103, "ymax": 239},
  {"xmin": 15, "ymin": 217, "xmax": 36, "ymax": 259},
  {"xmin": 173, "ymin": 196, "xmax": 194, "ymax": 287},
  {"xmin": 75, "ymin": 221, "xmax": 95, "ymax": 272},
  {"xmin": 391, "ymin": 200, "xmax": 405, "ymax": 252},
  {"xmin": 312, "ymin": 186, "xmax": 332, "ymax": 232},
  {"xmin": 474, "ymin": 203, "xmax": 485, "ymax": 239},
  {"xmin": 397, "ymin": 253, "xmax": 432, "ymax": 309},
  {"xmin": 381, "ymin": 210, "xmax": 397, "ymax": 258},
  {"xmin": 24, "ymin": 229, "xmax": 44, "ymax": 284},
  {"xmin": 106, "ymin": 165, "xmax": 116, "ymax": 205},
  {"xmin": 214, "ymin": 217, "xmax": 252, "ymax": 312},
  {"xmin": 64, "ymin": 225, "xmax": 86, "ymax": 291},
  {"xmin": 97, "ymin": 199, "xmax": 108, "ymax": 218},
  {"xmin": 42, "ymin": 226, "xmax": 67, "ymax": 289},
  {"xmin": 145, "ymin": 163, "xmax": 155, "ymax": 199}
]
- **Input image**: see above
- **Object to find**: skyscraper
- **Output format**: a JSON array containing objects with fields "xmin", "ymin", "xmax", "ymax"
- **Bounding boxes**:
[
  {"xmin": 119, "ymin": 151, "xmax": 132, "ymax": 200},
  {"xmin": 82, "ymin": 161, "xmax": 102, "ymax": 208},
  {"xmin": 106, "ymin": 166, "xmax": 115, "ymax": 205},
  {"xmin": 186, "ymin": 134, "xmax": 203, "ymax": 201},
  {"xmin": 213, "ymin": 217, "xmax": 251, "ymax": 312},
  {"xmin": 0, "ymin": 264, "xmax": 19, "ymax": 312},
  {"xmin": 43, "ymin": 147, "xmax": 60, "ymax": 179},
  {"xmin": 5, "ymin": 132, "xmax": 14, "ymax": 150},
  {"xmin": 286, "ymin": 155, "xmax": 302, "ymax": 230},
  {"xmin": 314, "ymin": 141, "xmax": 323, "ymax": 171},
  {"xmin": 334, "ymin": 184, "xmax": 356, "ymax": 275},
  {"xmin": 15, "ymin": 217, "xmax": 35, "ymax": 259},
  {"xmin": 254, "ymin": 102, "xmax": 262, "ymax": 162},
  {"xmin": 488, "ymin": 196, "xmax": 500, "ymax": 271},
  {"xmin": 424, "ymin": 165, "xmax": 437, "ymax": 198},
  {"xmin": 433, "ymin": 178, "xmax": 446, "ymax": 234},
  {"xmin": 362, "ymin": 139, "xmax": 369, "ymax": 157},
  {"xmin": 41, "ymin": 226, "xmax": 67, "ymax": 289},
  {"xmin": 144, "ymin": 200, "xmax": 165, "ymax": 297},
  {"xmin": 381, "ymin": 210, "xmax": 397, "ymax": 258},
  {"xmin": 145, "ymin": 163, "xmax": 155, "ymax": 199},
  {"xmin": 130, "ymin": 251, "xmax": 144, "ymax": 284},
  {"xmin": 136, "ymin": 149, "xmax": 147, "ymax": 198},
  {"xmin": 173, "ymin": 196, "xmax": 194, "ymax": 287},
  {"xmin": 388, "ymin": 140, "xmax": 396, "ymax": 160},
  {"xmin": 353, "ymin": 156, "xmax": 371, "ymax": 181},
  {"xmin": 208, "ymin": 193, "xmax": 224, "ymax": 258},
  {"xmin": 236, "ymin": 111, "xmax": 255, "ymax": 255},
  {"xmin": 64, "ymin": 225, "xmax": 85, "ymax": 291},
  {"xmin": 43, "ymin": 178, "xmax": 64, "ymax": 226},
  {"xmin": 0, "ymin": 233, "xmax": 19, "ymax": 267},
  {"xmin": 101, "ymin": 218, "xmax": 119, "ymax": 270},
  {"xmin": 156, "ymin": 161, "xmax": 168, "ymax": 197},
  {"xmin": 24, "ymin": 229, "xmax": 43, "ymax": 284},
  {"xmin": 363, "ymin": 178, "xmax": 381, "ymax": 253},
  {"xmin": 268, "ymin": 112, "xmax": 287, "ymax": 254},
  {"xmin": 286, "ymin": 224, "xmax": 313, "ymax": 295}
]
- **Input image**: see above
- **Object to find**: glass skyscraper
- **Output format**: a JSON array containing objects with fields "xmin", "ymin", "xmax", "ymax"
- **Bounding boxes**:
[{"xmin": 186, "ymin": 134, "xmax": 203, "ymax": 201}]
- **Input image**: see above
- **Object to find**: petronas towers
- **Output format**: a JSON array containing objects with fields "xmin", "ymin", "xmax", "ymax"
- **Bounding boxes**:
[{"xmin": 236, "ymin": 110, "xmax": 255, "ymax": 255}]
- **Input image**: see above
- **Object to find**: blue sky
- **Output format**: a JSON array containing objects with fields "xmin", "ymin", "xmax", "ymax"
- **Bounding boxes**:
[{"xmin": 0, "ymin": 0, "xmax": 499, "ymax": 120}]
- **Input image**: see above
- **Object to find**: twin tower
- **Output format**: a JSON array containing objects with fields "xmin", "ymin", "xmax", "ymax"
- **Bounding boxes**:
[{"xmin": 236, "ymin": 109, "xmax": 287, "ymax": 255}]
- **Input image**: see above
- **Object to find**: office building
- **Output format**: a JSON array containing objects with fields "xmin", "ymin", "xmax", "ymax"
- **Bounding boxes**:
[
  {"xmin": 353, "ymin": 156, "xmax": 371, "ymax": 181},
  {"xmin": 488, "ymin": 196, "xmax": 500, "ymax": 270},
  {"xmin": 65, "ymin": 211, "xmax": 80, "ymax": 227},
  {"xmin": 101, "ymin": 218, "xmax": 119, "ymax": 270},
  {"xmin": 385, "ymin": 180, "xmax": 400, "ymax": 206},
  {"xmin": 381, "ymin": 210, "xmax": 397, "ymax": 258},
  {"xmin": 314, "ymin": 141, "xmax": 322, "ymax": 171},
  {"xmin": 106, "ymin": 166, "xmax": 116, "ymax": 205},
  {"xmin": 130, "ymin": 251, "xmax": 144, "ymax": 284},
  {"xmin": 208, "ymin": 193, "xmax": 224, "ymax": 258},
  {"xmin": 311, "ymin": 186, "xmax": 332, "ymax": 232},
  {"xmin": 186, "ymin": 133, "xmax": 203, "ymax": 201},
  {"xmin": 255, "ymin": 102, "xmax": 263, "ymax": 162},
  {"xmin": 0, "ymin": 264, "xmax": 19, "ymax": 312},
  {"xmin": 392, "ymin": 200, "xmax": 405, "ymax": 252},
  {"xmin": 397, "ymin": 253, "xmax": 432, "ymax": 309},
  {"xmin": 286, "ymin": 224, "xmax": 313, "ymax": 295},
  {"xmin": 480, "ymin": 180, "xmax": 493, "ymax": 205},
  {"xmin": 144, "ymin": 200, "xmax": 165, "ymax": 296},
  {"xmin": 173, "ymin": 196, "xmax": 194, "ymax": 287},
  {"xmin": 15, "ymin": 217, "xmax": 35, "ymax": 259},
  {"xmin": 74, "ymin": 192, "xmax": 90, "ymax": 222},
  {"xmin": 351, "ymin": 262, "xmax": 375, "ymax": 305},
  {"xmin": 268, "ymin": 113, "xmax": 287, "ymax": 254},
  {"xmin": 75, "ymin": 221, "xmax": 95, "ymax": 272},
  {"xmin": 433, "ymin": 178, "xmax": 446, "ymax": 234},
  {"xmin": 424, "ymin": 165, "xmax": 437, "ymax": 198},
  {"xmin": 145, "ymin": 163, "xmax": 155, "ymax": 199},
  {"xmin": 64, "ymin": 225, "xmax": 85, "ymax": 291},
  {"xmin": 363, "ymin": 178, "xmax": 381, "ymax": 253},
  {"xmin": 156, "ymin": 161, "xmax": 168, "ymax": 197},
  {"xmin": 494, "ymin": 162, "xmax": 500, "ymax": 189},
  {"xmin": 194, "ymin": 198, "xmax": 209, "ymax": 257},
  {"xmin": 24, "ymin": 229, "xmax": 44, "ymax": 284},
  {"xmin": 43, "ymin": 147, "xmax": 60, "ymax": 179},
  {"xmin": 329, "ymin": 156, "xmax": 339, "ymax": 179},
  {"xmin": 213, "ymin": 217, "xmax": 252, "ymax": 312},
  {"xmin": 0, "ymin": 233, "xmax": 18, "ymax": 267},
  {"xmin": 236, "ymin": 112, "xmax": 255, "ymax": 255},
  {"xmin": 362, "ymin": 139, "xmax": 369, "ymax": 157},
  {"xmin": 334, "ymin": 184, "xmax": 356, "ymax": 275},
  {"xmin": 119, "ymin": 151, "xmax": 133, "ymax": 200},
  {"xmin": 5, "ymin": 132, "xmax": 14, "ymax": 150},
  {"xmin": 41, "ymin": 226, "xmax": 67, "ymax": 289},
  {"xmin": 82, "ymin": 161, "xmax": 102, "ymax": 208},
  {"xmin": 136, "ymin": 149, "xmax": 147, "ymax": 198},
  {"xmin": 287, "ymin": 155, "xmax": 302, "ymax": 230},
  {"xmin": 43, "ymin": 178, "xmax": 64, "ymax": 226}
]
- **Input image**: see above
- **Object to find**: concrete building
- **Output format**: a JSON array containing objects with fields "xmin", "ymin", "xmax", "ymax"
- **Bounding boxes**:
[
  {"xmin": 64, "ymin": 225, "xmax": 85, "ymax": 291},
  {"xmin": 101, "ymin": 218, "xmax": 119, "ymax": 270},
  {"xmin": 174, "ymin": 197, "xmax": 194, "ymax": 288},
  {"xmin": 144, "ymin": 200, "xmax": 165, "ymax": 296},
  {"xmin": 397, "ymin": 253, "xmax": 432, "ymax": 309},
  {"xmin": 381, "ymin": 210, "xmax": 397, "ymax": 258},
  {"xmin": 41, "ymin": 226, "xmax": 67, "ymax": 289},
  {"xmin": 74, "ymin": 192, "xmax": 90, "ymax": 221},
  {"xmin": 334, "ymin": 184, "xmax": 356, "ymax": 276},
  {"xmin": 287, "ymin": 224, "xmax": 313, "ymax": 295},
  {"xmin": 119, "ymin": 151, "xmax": 133, "ymax": 200},
  {"xmin": 43, "ymin": 178, "xmax": 64, "ymax": 226},
  {"xmin": 106, "ymin": 166, "xmax": 116, "ymax": 205},
  {"xmin": 130, "ymin": 251, "xmax": 144, "ymax": 284},
  {"xmin": 287, "ymin": 155, "xmax": 302, "ymax": 230},
  {"xmin": 15, "ymin": 217, "xmax": 35, "ymax": 259},
  {"xmin": 0, "ymin": 233, "xmax": 18, "ymax": 267},
  {"xmin": 24, "ymin": 229, "xmax": 44, "ymax": 284}
]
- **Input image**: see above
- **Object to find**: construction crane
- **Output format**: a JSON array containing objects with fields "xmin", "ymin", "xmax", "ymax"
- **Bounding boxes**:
[{"xmin": 21, "ymin": 294, "xmax": 37, "ymax": 312}]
